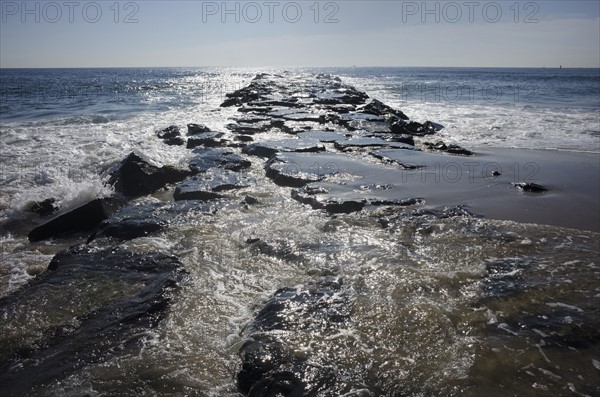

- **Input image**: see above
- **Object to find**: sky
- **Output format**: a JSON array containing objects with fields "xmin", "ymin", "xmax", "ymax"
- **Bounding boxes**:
[{"xmin": 0, "ymin": 0, "xmax": 599, "ymax": 68}]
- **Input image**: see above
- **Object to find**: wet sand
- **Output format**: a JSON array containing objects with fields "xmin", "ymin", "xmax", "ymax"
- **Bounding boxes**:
[{"xmin": 399, "ymin": 148, "xmax": 600, "ymax": 232}]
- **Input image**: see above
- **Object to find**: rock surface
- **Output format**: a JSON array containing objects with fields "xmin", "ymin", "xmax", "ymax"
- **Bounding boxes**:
[
  {"xmin": 107, "ymin": 152, "xmax": 192, "ymax": 197},
  {"xmin": 238, "ymin": 277, "xmax": 355, "ymax": 396},
  {"xmin": 0, "ymin": 246, "xmax": 185, "ymax": 396}
]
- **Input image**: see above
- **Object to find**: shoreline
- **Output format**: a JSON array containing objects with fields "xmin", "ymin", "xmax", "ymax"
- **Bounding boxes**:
[{"xmin": 401, "ymin": 146, "xmax": 600, "ymax": 232}]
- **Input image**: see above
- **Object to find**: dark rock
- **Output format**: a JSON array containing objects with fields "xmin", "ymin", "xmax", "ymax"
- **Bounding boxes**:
[
  {"xmin": 242, "ymin": 140, "xmax": 325, "ymax": 159},
  {"xmin": 371, "ymin": 148, "xmax": 445, "ymax": 169},
  {"xmin": 174, "ymin": 170, "xmax": 253, "ymax": 201},
  {"xmin": 333, "ymin": 137, "xmax": 413, "ymax": 151},
  {"xmin": 390, "ymin": 120, "xmax": 442, "ymax": 136},
  {"xmin": 238, "ymin": 277, "xmax": 354, "ymax": 396},
  {"xmin": 368, "ymin": 133, "xmax": 415, "ymax": 146},
  {"xmin": 187, "ymin": 123, "xmax": 211, "ymax": 135},
  {"xmin": 360, "ymin": 99, "xmax": 409, "ymax": 120},
  {"xmin": 292, "ymin": 184, "xmax": 422, "ymax": 214},
  {"xmin": 245, "ymin": 238, "xmax": 307, "ymax": 264},
  {"xmin": 226, "ymin": 121, "xmax": 274, "ymax": 135},
  {"xmin": 28, "ymin": 198, "xmax": 59, "ymax": 217},
  {"xmin": 107, "ymin": 152, "xmax": 193, "ymax": 197},
  {"xmin": 423, "ymin": 141, "xmax": 473, "ymax": 156},
  {"xmin": 313, "ymin": 88, "xmax": 369, "ymax": 105},
  {"xmin": 512, "ymin": 182, "xmax": 548, "ymax": 193},
  {"xmin": 242, "ymin": 195, "xmax": 260, "ymax": 205},
  {"xmin": 28, "ymin": 197, "xmax": 121, "ymax": 242},
  {"xmin": 189, "ymin": 148, "xmax": 252, "ymax": 173},
  {"xmin": 269, "ymin": 109, "xmax": 327, "ymax": 124},
  {"xmin": 0, "ymin": 246, "xmax": 185, "ymax": 396},
  {"xmin": 157, "ymin": 125, "xmax": 181, "ymax": 139},
  {"xmin": 186, "ymin": 131, "xmax": 228, "ymax": 149},
  {"xmin": 164, "ymin": 136, "xmax": 186, "ymax": 146},
  {"xmin": 379, "ymin": 205, "xmax": 479, "ymax": 229},
  {"xmin": 157, "ymin": 126, "xmax": 185, "ymax": 146},
  {"xmin": 88, "ymin": 201, "xmax": 217, "ymax": 243},
  {"xmin": 220, "ymin": 82, "xmax": 266, "ymax": 107},
  {"xmin": 265, "ymin": 153, "xmax": 340, "ymax": 187},
  {"xmin": 292, "ymin": 187, "xmax": 366, "ymax": 213}
]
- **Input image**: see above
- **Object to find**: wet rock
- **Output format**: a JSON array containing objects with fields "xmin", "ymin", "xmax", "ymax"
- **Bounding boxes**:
[
  {"xmin": 234, "ymin": 135, "xmax": 254, "ymax": 143},
  {"xmin": 88, "ymin": 201, "xmax": 216, "ymax": 242},
  {"xmin": 391, "ymin": 120, "xmax": 442, "ymax": 136},
  {"xmin": 360, "ymin": 98, "xmax": 409, "ymax": 120},
  {"xmin": 187, "ymin": 123, "xmax": 211, "ymax": 135},
  {"xmin": 245, "ymin": 237, "xmax": 307, "ymax": 264},
  {"xmin": 242, "ymin": 139, "xmax": 325, "ymax": 159},
  {"xmin": 107, "ymin": 152, "xmax": 193, "ymax": 197},
  {"xmin": 368, "ymin": 133, "xmax": 415, "ymax": 146},
  {"xmin": 227, "ymin": 121, "xmax": 275, "ymax": 135},
  {"xmin": 371, "ymin": 148, "xmax": 445, "ymax": 169},
  {"xmin": 333, "ymin": 137, "xmax": 414, "ymax": 151},
  {"xmin": 238, "ymin": 277, "xmax": 354, "ymax": 396},
  {"xmin": 174, "ymin": 170, "xmax": 253, "ymax": 201},
  {"xmin": 269, "ymin": 109, "xmax": 327, "ymax": 124},
  {"xmin": 189, "ymin": 148, "xmax": 251, "ymax": 173},
  {"xmin": 156, "ymin": 125, "xmax": 185, "ymax": 146},
  {"xmin": 512, "ymin": 182, "xmax": 548, "ymax": 193},
  {"xmin": 28, "ymin": 198, "xmax": 59, "ymax": 217},
  {"xmin": 220, "ymin": 82, "xmax": 267, "ymax": 107},
  {"xmin": 242, "ymin": 195, "xmax": 260, "ymax": 205},
  {"xmin": 28, "ymin": 197, "xmax": 121, "ymax": 242},
  {"xmin": 186, "ymin": 131, "xmax": 228, "ymax": 149},
  {"xmin": 292, "ymin": 184, "xmax": 422, "ymax": 214},
  {"xmin": 265, "ymin": 152, "xmax": 341, "ymax": 187},
  {"xmin": 313, "ymin": 88, "xmax": 369, "ymax": 105},
  {"xmin": 296, "ymin": 130, "xmax": 350, "ymax": 142},
  {"xmin": 423, "ymin": 141, "xmax": 473, "ymax": 156},
  {"xmin": 0, "ymin": 246, "xmax": 185, "ymax": 396}
]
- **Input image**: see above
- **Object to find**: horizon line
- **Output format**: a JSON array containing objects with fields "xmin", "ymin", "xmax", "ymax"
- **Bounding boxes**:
[{"xmin": 2, "ymin": 65, "xmax": 598, "ymax": 70}]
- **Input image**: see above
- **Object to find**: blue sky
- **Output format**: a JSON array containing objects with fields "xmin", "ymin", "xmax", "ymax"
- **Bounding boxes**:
[{"xmin": 1, "ymin": 0, "xmax": 599, "ymax": 68}]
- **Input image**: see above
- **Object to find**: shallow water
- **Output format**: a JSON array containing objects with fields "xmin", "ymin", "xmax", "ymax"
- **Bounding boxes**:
[{"xmin": 1, "ymin": 69, "xmax": 599, "ymax": 396}]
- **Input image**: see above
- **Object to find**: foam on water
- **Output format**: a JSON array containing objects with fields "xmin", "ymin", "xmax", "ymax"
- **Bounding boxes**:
[{"xmin": 1, "ymin": 68, "xmax": 599, "ymax": 395}]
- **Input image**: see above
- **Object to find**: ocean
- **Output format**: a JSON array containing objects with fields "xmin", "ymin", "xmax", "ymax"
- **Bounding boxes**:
[{"xmin": 1, "ymin": 67, "xmax": 599, "ymax": 396}]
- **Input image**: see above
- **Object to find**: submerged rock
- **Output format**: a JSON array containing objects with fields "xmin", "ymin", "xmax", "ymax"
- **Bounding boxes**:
[
  {"xmin": 107, "ymin": 152, "xmax": 193, "ymax": 197},
  {"xmin": 0, "ymin": 246, "xmax": 185, "ymax": 396},
  {"xmin": 88, "ymin": 201, "xmax": 216, "ymax": 242},
  {"xmin": 292, "ymin": 184, "xmax": 422, "ymax": 214},
  {"xmin": 238, "ymin": 277, "xmax": 355, "ymax": 396},
  {"xmin": 174, "ymin": 170, "xmax": 254, "ymax": 201},
  {"xmin": 512, "ymin": 182, "xmax": 548, "ymax": 193}
]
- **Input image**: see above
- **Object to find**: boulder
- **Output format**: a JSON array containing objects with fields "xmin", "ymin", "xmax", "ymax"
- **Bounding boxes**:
[
  {"xmin": 28, "ymin": 198, "xmax": 59, "ymax": 217},
  {"xmin": 28, "ymin": 197, "xmax": 121, "ymax": 242},
  {"xmin": 238, "ymin": 277, "xmax": 354, "ymax": 396},
  {"xmin": 186, "ymin": 131, "xmax": 228, "ymax": 148},
  {"xmin": 0, "ymin": 246, "xmax": 185, "ymax": 396},
  {"xmin": 107, "ymin": 152, "xmax": 193, "ymax": 197}
]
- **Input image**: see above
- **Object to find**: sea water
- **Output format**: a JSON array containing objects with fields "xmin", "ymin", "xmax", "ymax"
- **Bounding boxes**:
[{"xmin": 0, "ymin": 67, "xmax": 599, "ymax": 396}]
